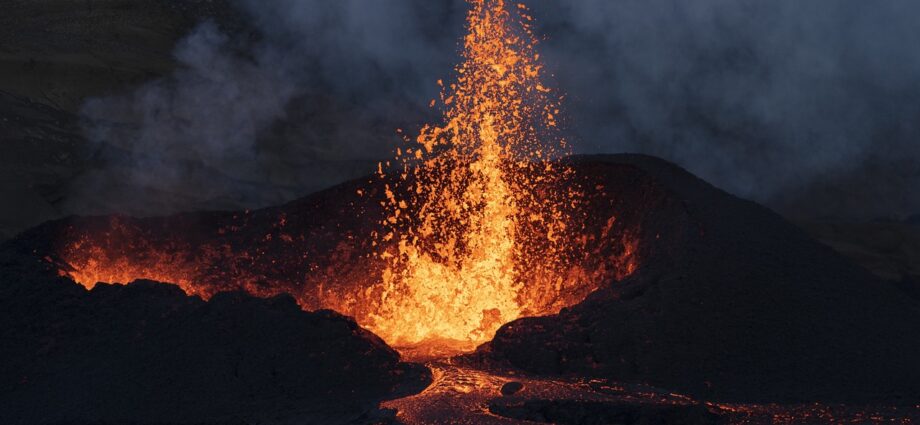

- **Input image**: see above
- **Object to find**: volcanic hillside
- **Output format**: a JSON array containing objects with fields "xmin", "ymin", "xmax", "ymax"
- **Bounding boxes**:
[
  {"xmin": 2, "ymin": 154, "xmax": 641, "ymax": 355},
  {"xmin": 1, "ymin": 154, "xmax": 919, "ymax": 419},
  {"xmin": 487, "ymin": 154, "xmax": 920, "ymax": 403}
]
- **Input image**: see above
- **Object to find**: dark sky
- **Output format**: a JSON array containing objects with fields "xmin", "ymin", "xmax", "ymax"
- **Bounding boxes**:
[{"xmin": 78, "ymin": 0, "xmax": 920, "ymax": 220}]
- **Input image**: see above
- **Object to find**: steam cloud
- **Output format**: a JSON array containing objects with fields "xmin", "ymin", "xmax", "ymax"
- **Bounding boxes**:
[{"xmin": 76, "ymin": 0, "xmax": 920, "ymax": 219}]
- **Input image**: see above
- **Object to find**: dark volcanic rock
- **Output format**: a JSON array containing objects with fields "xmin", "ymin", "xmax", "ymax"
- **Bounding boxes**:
[
  {"xmin": 500, "ymin": 381, "xmax": 524, "ymax": 396},
  {"xmin": 0, "ymin": 258, "xmax": 430, "ymax": 424},
  {"xmin": 489, "ymin": 399, "xmax": 720, "ymax": 425},
  {"xmin": 4, "ymin": 153, "xmax": 920, "ymax": 413},
  {"xmin": 907, "ymin": 213, "xmax": 920, "ymax": 226},
  {"xmin": 487, "ymin": 154, "xmax": 920, "ymax": 403}
]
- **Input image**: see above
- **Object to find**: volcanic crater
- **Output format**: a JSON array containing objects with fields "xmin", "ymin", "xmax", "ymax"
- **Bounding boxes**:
[
  {"xmin": 2, "ymin": 0, "xmax": 920, "ymax": 423},
  {"xmin": 2, "ymin": 154, "xmax": 919, "ymax": 423}
]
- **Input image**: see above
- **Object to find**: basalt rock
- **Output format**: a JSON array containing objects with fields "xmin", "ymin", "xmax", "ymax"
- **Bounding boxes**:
[
  {"xmin": 3, "ymin": 153, "xmax": 919, "ymax": 413},
  {"xmin": 487, "ymin": 154, "xmax": 920, "ymax": 403},
  {"xmin": 488, "ymin": 399, "xmax": 720, "ymax": 425},
  {"xmin": 0, "ymin": 258, "xmax": 430, "ymax": 424}
]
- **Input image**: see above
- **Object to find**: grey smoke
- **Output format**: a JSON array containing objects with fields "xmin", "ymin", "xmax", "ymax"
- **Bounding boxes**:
[
  {"xmin": 74, "ymin": 0, "xmax": 464, "ymax": 215},
  {"xmin": 531, "ymin": 0, "xmax": 920, "ymax": 219},
  {"xmin": 76, "ymin": 0, "xmax": 920, "ymax": 219},
  {"xmin": 79, "ymin": 22, "xmax": 294, "ymax": 204}
]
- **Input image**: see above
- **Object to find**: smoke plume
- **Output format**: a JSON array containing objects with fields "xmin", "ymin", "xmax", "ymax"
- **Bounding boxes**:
[{"xmin": 76, "ymin": 0, "xmax": 920, "ymax": 220}]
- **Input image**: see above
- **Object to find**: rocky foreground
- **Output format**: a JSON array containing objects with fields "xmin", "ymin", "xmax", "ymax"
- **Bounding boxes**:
[{"xmin": 0, "ymin": 265, "xmax": 429, "ymax": 424}]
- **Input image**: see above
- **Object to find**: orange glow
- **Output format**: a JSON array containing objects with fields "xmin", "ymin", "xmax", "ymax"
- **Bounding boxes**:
[
  {"xmin": 364, "ymin": 0, "xmax": 587, "ymax": 352},
  {"xmin": 54, "ymin": 0, "xmax": 639, "ymax": 359}
]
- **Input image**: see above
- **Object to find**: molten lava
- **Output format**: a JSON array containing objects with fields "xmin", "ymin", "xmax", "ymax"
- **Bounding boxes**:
[
  {"xmin": 53, "ymin": 0, "xmax": 639, "ymax": 358},
  {"xmin": 366, "ymin": 0, "xmax": 583, "ymax": 351}
]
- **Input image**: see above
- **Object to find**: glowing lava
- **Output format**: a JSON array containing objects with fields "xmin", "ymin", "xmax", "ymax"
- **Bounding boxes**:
[
  {"xmin": 53, "ymin": 0, "xmax": 638, "ymax": 359},
  {"xmin": 365, "ymin": 0, "xmax": 582, "ymax": 352}
]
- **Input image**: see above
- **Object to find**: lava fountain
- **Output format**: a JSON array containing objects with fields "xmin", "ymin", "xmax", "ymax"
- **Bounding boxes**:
[
  {"xmin": 52, "ymin": 0, "xmax": 638, "ymax": 359},
  {"xmin": 365, "ymin": 0, "xmax": 583, "ymax": 353}
]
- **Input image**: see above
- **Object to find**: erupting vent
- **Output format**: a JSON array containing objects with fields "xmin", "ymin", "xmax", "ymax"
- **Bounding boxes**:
[
  {"xmin": 53, "ymin": 0, "xmax": 639, "ymax": 358},
  {"xmin": 366, "ymin": 0, "xmax": 585, "ymax": 351}
]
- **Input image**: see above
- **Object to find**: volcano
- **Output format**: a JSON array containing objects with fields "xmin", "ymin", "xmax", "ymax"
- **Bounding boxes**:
[
  {"xmin": 1, "ymin": 154, "xmax": 919, "ymax": 423},
  {"xmin": 2, "ymin": 0, "xmax": 920, "ymax": 423}
]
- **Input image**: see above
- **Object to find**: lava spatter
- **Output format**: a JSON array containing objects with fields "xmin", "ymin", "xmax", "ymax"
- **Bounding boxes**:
[{"xmin": 366, "ymin": 0, "xmax": 587, "ymax": 352}]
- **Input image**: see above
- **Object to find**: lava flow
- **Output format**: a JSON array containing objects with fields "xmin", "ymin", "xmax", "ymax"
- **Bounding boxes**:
[{"xmin": 53, "ymin": 0, "xmax": 638, "ymax": 358}]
